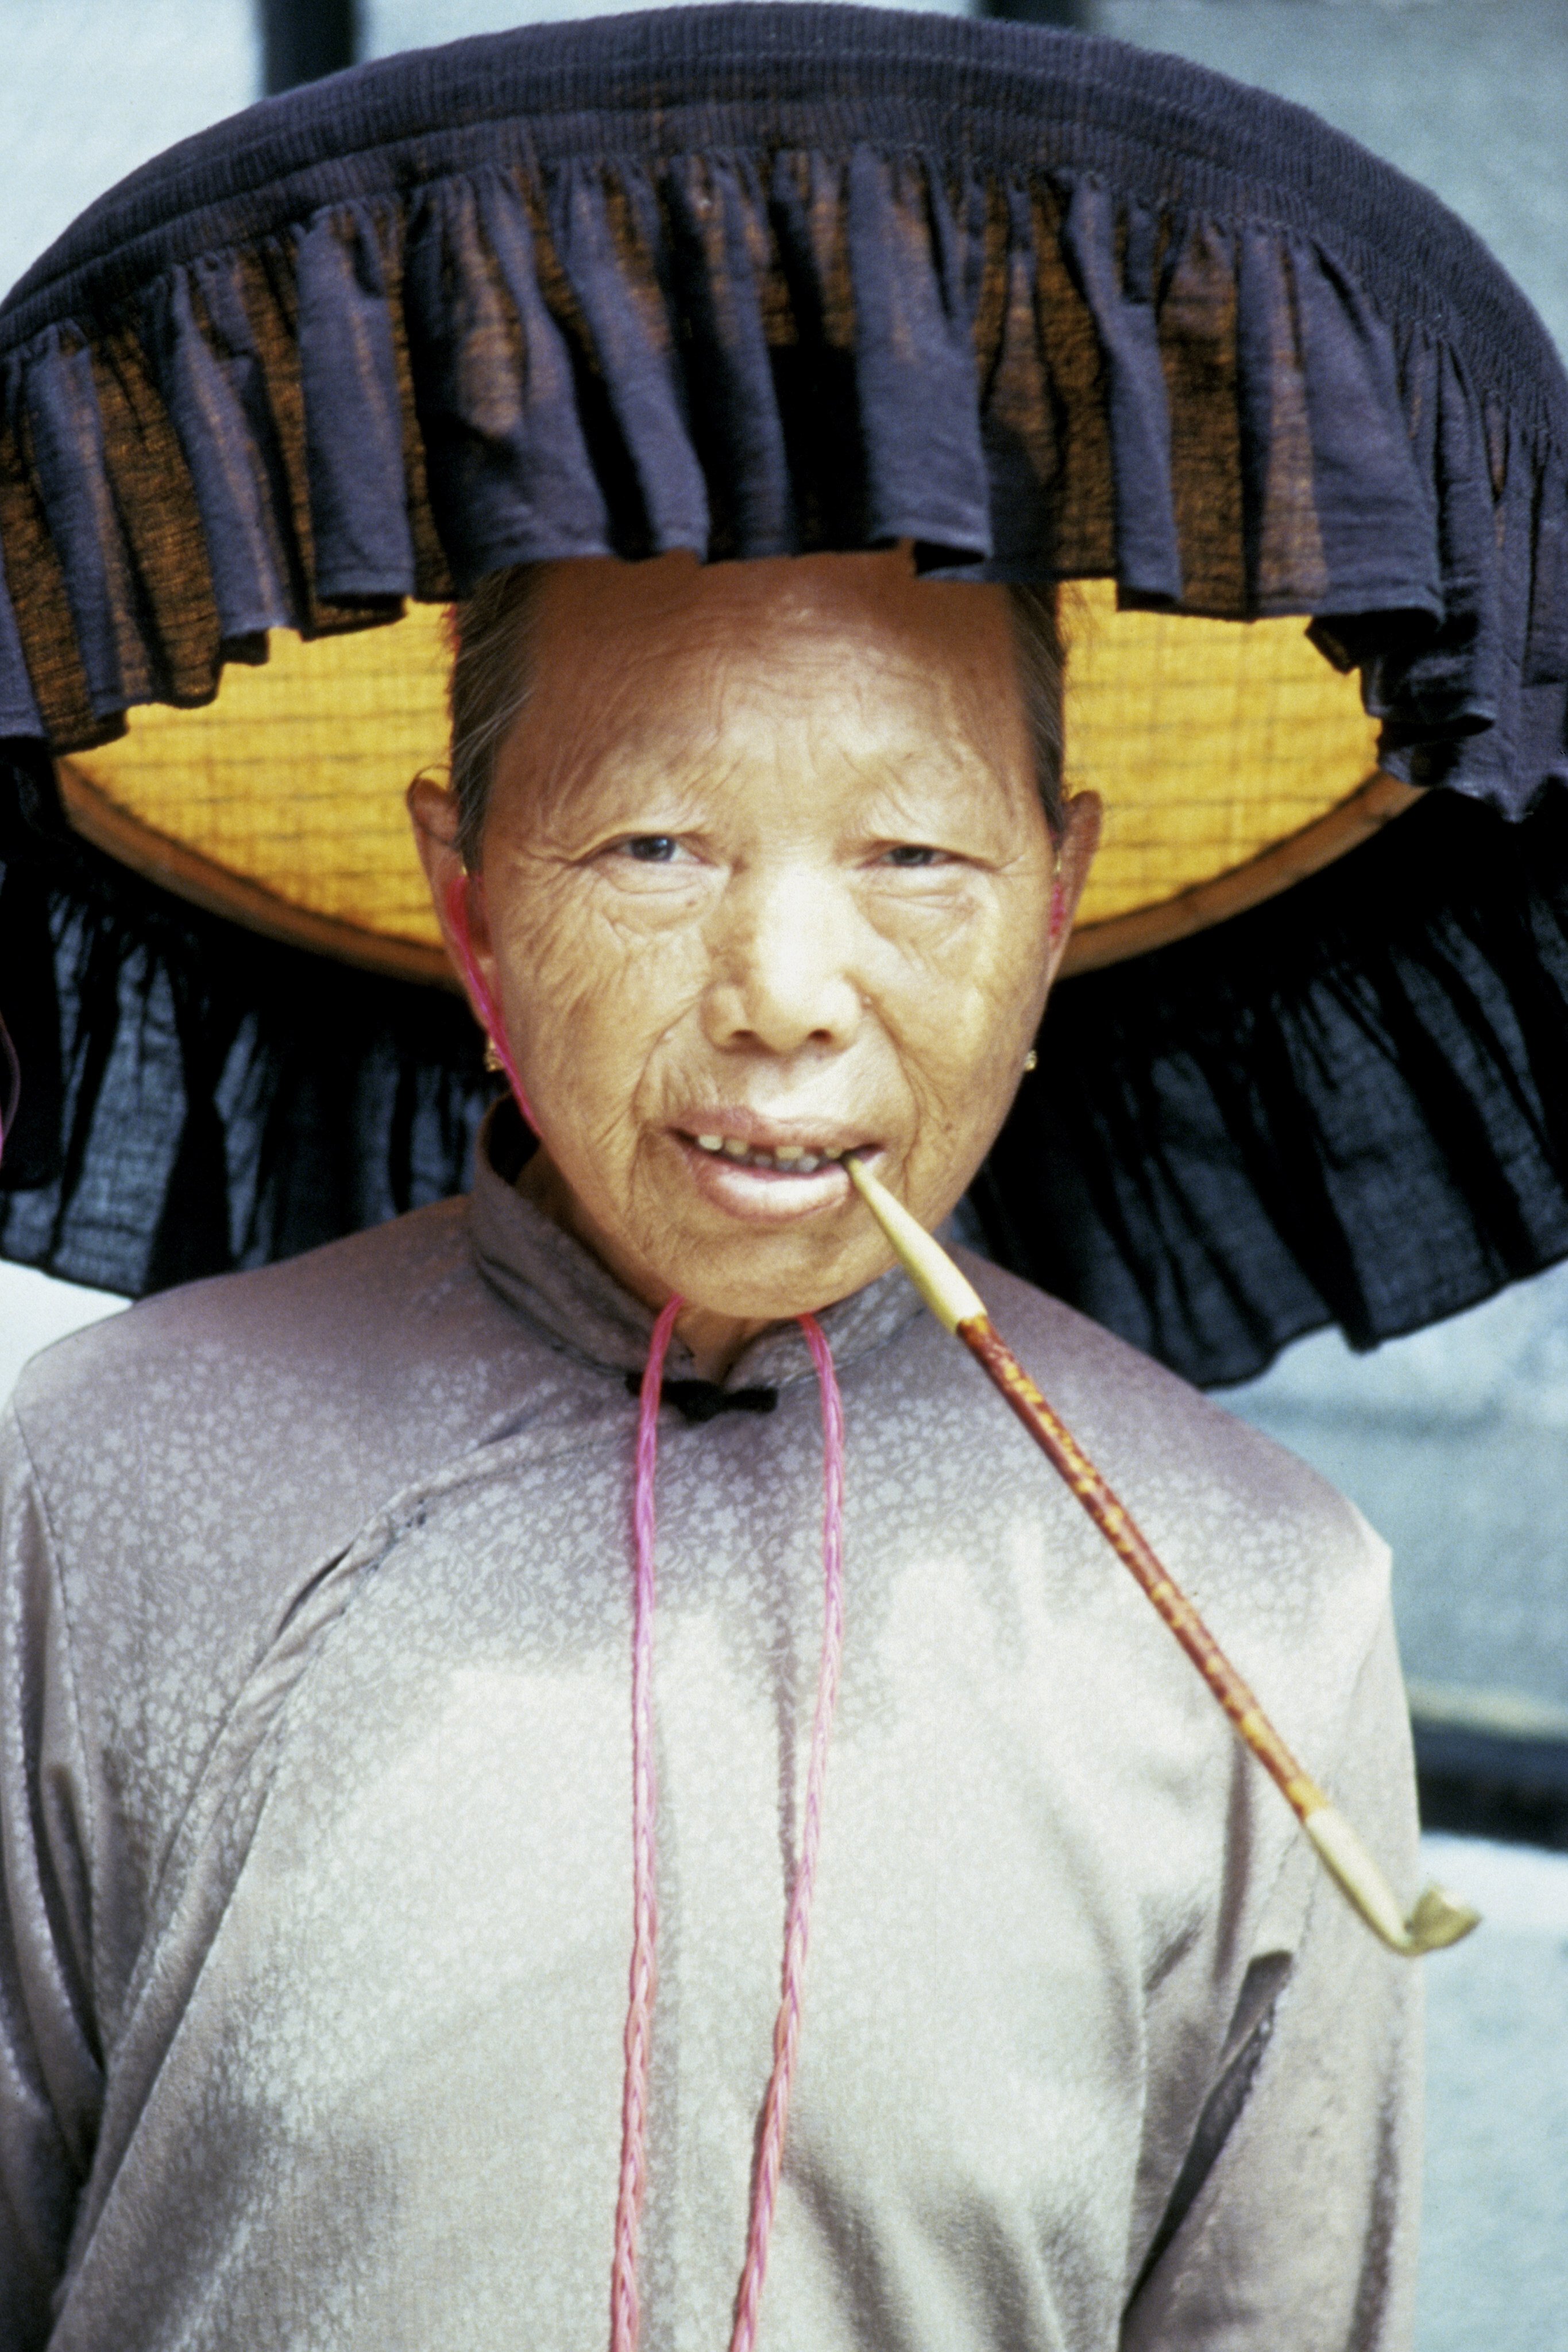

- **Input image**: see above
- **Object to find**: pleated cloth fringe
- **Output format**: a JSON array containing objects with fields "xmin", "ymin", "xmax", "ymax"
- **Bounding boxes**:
[
  {"xmin": 1, "ymin": 3, "xmax": 1567, "ymax": 812},
  {"xmin": 0, "ymin": 761, "xmax": 486, "ymax": 1299},
  {"xmin": 975, "ymin": 784, "xmax": 1568, "ymax": 1385}
]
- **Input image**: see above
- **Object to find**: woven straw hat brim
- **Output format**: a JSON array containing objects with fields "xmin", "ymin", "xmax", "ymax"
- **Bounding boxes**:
[{"xmin": 52, "ymin": 586, "xmax": 1400, "ymax": 982}]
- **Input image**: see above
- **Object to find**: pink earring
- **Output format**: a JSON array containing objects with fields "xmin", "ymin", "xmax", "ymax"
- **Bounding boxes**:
[{"xmin": 444, "ymin": 874, "xmax": 539, "ymax": 1134}]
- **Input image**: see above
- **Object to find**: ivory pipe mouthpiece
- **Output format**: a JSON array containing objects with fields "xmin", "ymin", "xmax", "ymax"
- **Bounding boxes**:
[{"xmin": 844, "ymin": 1156, "xmax": 984, "ymax": 1332}]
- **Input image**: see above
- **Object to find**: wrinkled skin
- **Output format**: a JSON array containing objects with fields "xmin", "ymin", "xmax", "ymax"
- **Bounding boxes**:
[{"xmin": 411, "ymin": 549, "xmax": 1099, "ymax": 1376}]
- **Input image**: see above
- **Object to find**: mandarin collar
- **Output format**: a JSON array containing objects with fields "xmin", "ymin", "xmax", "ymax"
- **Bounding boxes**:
[{"xmin": 466, "ymin": 1108, "xmax": 924, "ymax": 1392}]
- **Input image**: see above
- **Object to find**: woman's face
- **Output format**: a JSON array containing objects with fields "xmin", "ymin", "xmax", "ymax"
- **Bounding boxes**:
[{"xmin": 415, "ymin": 550, "xmax": 1098, "ymax": 1326}]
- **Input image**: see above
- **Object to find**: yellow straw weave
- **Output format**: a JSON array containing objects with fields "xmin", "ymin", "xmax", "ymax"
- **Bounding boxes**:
[{"xmin": 63, "ymin": 580, "xmax": 1387, "ymax": 978}]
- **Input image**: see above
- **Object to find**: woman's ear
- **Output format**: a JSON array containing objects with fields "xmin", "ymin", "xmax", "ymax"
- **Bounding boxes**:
[
  {"xmin": 408, "ymin": 771, "xmax": 462, "ymax": 890},
  {"xmin": 407, "ymin": 775, "xmax": 496, "ymax": 997},
  {"xmin": 1045, "ymin": 790, "xmax": 1102, "ymax": 986}
]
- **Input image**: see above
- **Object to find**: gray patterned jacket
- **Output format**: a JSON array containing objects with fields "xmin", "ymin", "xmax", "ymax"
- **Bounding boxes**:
[{"xmin": 1, "ymin": 1131, "xmax": 1420, "ymax": 2350}]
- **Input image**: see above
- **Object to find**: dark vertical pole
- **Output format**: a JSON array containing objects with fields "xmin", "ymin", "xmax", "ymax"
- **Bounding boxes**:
[
  {"xmin": 260, "ymin": 0, "xmax": 359, "ymax": 95},
  {"xmin": 978, "ymin": 1, "xmax": 1094, "ymax": 23}
]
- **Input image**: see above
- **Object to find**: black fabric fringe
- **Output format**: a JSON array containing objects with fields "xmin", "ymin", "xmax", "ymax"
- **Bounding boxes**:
[
  {"xmin": 975, "ymin": 784, "xmax": 1568, "ymax": 1384},
  {"xmin": 6, "ymin": 756, "xmax": 1567, "ymax": 1389},
  {"xmin": 0, "ymin": 754, "xmax": 488, "ymax": 1300}
]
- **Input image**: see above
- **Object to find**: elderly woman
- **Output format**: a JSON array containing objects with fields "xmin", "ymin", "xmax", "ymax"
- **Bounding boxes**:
[{"xmin": 1, "ymin": 540, "xmax": 1419, "ymax": 2350}]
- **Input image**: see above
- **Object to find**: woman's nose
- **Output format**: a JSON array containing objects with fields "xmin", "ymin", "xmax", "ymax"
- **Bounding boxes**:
[{"xmin": 701, "ymin": 868, "xmax": 865, "ymax": 1056}]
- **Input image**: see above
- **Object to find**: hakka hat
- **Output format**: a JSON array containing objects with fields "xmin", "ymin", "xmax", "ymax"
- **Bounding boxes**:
[{"xmin": 1, "ymin": 3, "xmax": 1566, "ymax": 1381}]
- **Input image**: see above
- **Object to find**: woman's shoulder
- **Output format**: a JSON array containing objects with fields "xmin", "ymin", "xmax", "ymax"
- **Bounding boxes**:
[
  {"xmin": 956, "ymin": 1248, "xmax": 1376, "ymax": 1512},
  {"xmin": 17, "ymin": 1196, "xmax": 479, "ymax": 1440},
  {"xmin": 7, "ymin": 1196, "xmax": 551, "ymax": 1616},
  {"xmin": 947, "ymin": 1250, "xmax": 1391, "ymax": 1660}
]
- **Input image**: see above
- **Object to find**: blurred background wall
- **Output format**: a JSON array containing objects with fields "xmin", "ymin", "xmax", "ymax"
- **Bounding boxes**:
[{"xmin": 1, "ymin": 5, "xmax": 1566, "ymax": 2344}]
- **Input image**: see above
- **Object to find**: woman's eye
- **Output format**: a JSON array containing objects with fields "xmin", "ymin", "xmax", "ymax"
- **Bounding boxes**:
[
  {"xmin": 880, "ymin": 843, "xmax": 947, "ymax": 869},
  {"xmin": 593, "ymin": 832, "xmax": 706, "ymax": 883}
]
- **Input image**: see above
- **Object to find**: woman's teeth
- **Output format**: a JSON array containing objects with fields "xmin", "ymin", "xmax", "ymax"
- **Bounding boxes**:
[{"xmin": 692, "ymin": 1134, "xmax": 840, "ymax": 1175}]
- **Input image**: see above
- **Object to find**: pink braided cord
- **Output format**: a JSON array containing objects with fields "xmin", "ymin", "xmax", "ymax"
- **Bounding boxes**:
[
  {"xmin": 728, "ymin": 1311, "xmax": 845, "ymax": 2352},
  {"xmin": 612, "ymin": 1302, "xmax": 847, "ymax": 2352},
  {"xmin": 611, "ymin": 1292, "xmax": 683, "ymax": 2352},
  {"xmin": 443, "ymin": 874, "xmax": 539, "ymax": 1133}
]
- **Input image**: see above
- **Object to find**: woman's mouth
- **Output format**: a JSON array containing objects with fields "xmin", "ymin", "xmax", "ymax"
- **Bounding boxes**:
[
  {"xmin": 670, "ymin": 1122, "xmax": 882, "ymax": 1218},
  {"xmin": 690, "ymin": 1133, "xmax": 841, "ymax": 1175}
]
